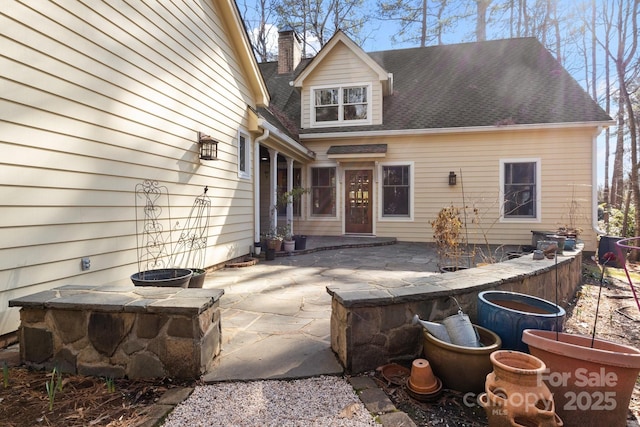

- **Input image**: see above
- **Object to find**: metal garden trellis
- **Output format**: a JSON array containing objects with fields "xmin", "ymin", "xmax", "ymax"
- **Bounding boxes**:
[
  {"xmin": 134, "ymin": 179, "xmax": 173, "ymax": 274},
  {"xmin": 132, "ymin": 179, "xmax": 193, "ymax": 287},
  {"xmin": 170, "ymin": 186, "xmax": 211, "ymax": 272}
]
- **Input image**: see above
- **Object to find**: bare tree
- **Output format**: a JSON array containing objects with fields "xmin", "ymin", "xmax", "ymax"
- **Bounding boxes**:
[
  {"xmin": 602, "ymin": 0, "xmax": 614, "ymax": 226},
  {"xmin": 602, "ymin": 0, "xmax": 639, "ymax": 217},
  {"xmin": 377, "ymin": 0, "xmax": 457, "ymax": 47},
  {"xmin": 241, "ymin": 0, "xmax": 278, "ymax": 62},
  {"xmin": 594, "ymin": 0, "xmax": 639, "ymax": 245},
  {"xmin": 273, "ymin": 0, "xmax": 369, "ymax": 55}
]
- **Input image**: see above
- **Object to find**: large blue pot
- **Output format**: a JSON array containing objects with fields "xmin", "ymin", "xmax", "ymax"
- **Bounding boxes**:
[
  {"xmin": 477, "ymin": 291, "xmax": 565, "ymax": 352},
  {"xmin": 598, "ymin": 235, "xmax": 624, "ymax": 268}
]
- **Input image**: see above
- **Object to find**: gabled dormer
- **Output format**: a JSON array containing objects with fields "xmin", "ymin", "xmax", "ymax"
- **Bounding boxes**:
[{"xmin": 292, "ymin": 31, "xmax": 393, "ymax": 129}]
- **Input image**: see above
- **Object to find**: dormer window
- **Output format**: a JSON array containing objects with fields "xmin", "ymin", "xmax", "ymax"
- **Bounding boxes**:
[{"xmin": 312, "ymin": 84, "xmax": 371, "ymax": 127}]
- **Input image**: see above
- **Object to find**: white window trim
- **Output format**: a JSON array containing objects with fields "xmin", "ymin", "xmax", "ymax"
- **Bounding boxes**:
[
  {"xmin": 308, "ymin": 163, "xmax": 340, "ymax": 219},
  {"xmin": 310, "ymin": 83, "xmax": 372, "ymax": 128},
  {"xmin": 237, "ymin": 129, "xmax": 251, "ymax": 180},
  {"xmin": 499, "ymin": 158, "xmax": 541, "ymax": 223},
  {"xmin": 378, "ymin": 161, "xmax": 414, "ymax": 222}
]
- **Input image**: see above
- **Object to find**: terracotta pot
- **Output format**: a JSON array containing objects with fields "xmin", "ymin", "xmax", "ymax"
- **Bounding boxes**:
[
  {"xmin": 522, "ymin": 329, "xmax": 640, "ymax": 427},
  {"xmin": 545, "ymin": 235, "xmax": 566, "ymax": 255},
  {"xmin": 479, "ymin": 350, "xmax": 563, "ymax": 427},
  {"xmin": 408, "ymin": 359, "xmax": 438, "ymax": 393},
  {"xmin": 267, "ymin": 238, "xmax": 282, "ymax": 252},
  {"xmin": 422, "ymin": 324, "xmax": 501, "ymax": 393}
]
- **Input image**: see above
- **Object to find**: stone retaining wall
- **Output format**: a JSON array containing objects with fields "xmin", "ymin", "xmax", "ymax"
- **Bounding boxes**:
[
  {"xmin": 327, "ymin": 250, "xmax": 583, "ymax": 373},
  {"xmin": 9, "ymin": 285, "xmax": 224, "ymax": 379}
]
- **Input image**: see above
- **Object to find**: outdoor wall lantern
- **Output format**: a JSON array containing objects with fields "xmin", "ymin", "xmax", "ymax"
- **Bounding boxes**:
[
  {"xmin": 198, "ymin": 131, "xmax": 218, "ymax": 160},
  {"xmin": 448, "ymin": 171, "xmax": 457, "ymax": 185}
]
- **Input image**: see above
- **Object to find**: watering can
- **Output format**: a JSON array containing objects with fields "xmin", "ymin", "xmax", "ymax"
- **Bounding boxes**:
[
  {"xmin": 412, "ymin": 314, "xmax": 451, "ymax": 342},
  {"xmin": 413, "ymin": 310, "xmax": 481, "ymax": 348}
]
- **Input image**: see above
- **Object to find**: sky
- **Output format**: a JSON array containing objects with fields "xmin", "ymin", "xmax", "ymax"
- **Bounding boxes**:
[{"xmin": 239, "ymin": 0, "xmax": 615, "ymax": 189}]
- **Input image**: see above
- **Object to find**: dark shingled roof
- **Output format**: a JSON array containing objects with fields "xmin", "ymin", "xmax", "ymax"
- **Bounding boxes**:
[
  {"xmin": 258, "ymin": 37, "xmax": 610, "ymax": 138},
  {"xmin": 327, "ymin": 144, "xmax": 387, "ymax": 154}
]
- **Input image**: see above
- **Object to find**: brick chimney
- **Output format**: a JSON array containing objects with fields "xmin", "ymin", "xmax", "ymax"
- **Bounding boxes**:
[{"xmin": 277, "ymin": 27, "xmax": 301, "ymax": 74}]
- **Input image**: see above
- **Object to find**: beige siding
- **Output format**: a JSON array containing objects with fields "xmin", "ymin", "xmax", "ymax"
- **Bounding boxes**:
[
  {"xmin": 0, "ymin": 1, "xmax": 259, "ymax": 335},
  {"xmin": 300, "ymin": 42, "xmax": 383, "ymax": 128},
  {"xmin": 299, "ymin": 127, "xmax": 598, "ymax": 251}
]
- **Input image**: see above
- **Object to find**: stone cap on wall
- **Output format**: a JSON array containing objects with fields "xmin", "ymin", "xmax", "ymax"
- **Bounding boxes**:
[
  {"xmin": 326, "ymin": 248, "xmax": 581, "ymax": 308},
  {"xmin": 9, "ymin": 285, "xmax": 224, "ymax": 315}
]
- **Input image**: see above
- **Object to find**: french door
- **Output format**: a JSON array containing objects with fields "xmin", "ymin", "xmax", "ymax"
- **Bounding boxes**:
[{"xmin": 345, "ymin": 170, "xmax": 372, "ymax": 234}]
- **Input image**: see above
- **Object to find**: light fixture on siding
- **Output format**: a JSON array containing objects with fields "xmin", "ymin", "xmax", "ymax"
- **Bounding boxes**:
[
  {"xmin": 448, "ymin": 171, "xmax": 457, "ymax": 185},
  {"xmin": 198, "ymin": 132, "xmax": 218, "ymax": 160}
]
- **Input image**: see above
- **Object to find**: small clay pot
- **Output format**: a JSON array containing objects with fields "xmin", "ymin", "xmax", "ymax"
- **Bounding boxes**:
[{"xmin": 408, "ymin": 359, "xmax": 438, "ymax": 393}]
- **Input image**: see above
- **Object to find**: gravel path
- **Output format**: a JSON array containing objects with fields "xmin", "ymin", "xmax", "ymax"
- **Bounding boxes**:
[{"xmin": 161, "ymin": 376, "xmax": 377, "ymax": 427}]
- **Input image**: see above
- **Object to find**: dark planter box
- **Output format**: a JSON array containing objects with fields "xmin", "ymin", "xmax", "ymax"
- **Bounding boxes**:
[{"xmin": 294, "ymin": 235, "xmax": 307, "ymax": 250}]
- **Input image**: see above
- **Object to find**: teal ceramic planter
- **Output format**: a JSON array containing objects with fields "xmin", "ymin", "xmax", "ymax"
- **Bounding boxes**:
[{"xmin": 477, "ymin": 291, "xmax": 565, "ymax": 352}]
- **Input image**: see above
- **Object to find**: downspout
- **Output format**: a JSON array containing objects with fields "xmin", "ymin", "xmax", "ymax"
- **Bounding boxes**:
[
  {"xmin": 254, "ymin": 128, "xmax": 270, "ymax": 244},
  {"xmin": 592, "ymin": 126, "xmax": 606, "ymax": 235}
]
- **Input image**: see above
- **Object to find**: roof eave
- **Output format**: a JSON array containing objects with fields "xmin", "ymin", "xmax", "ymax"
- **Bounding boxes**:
[
  {"xmin": 258, "ymin": 118, "xmax": 316, "ymax": 161},
  {"xmin": 299, "ymin": 120, "xmax": 616, "ymax": 140},
  {"xmin": 292, "ymin": 31, "xmax": 391, "ymax": 93},
  {"xmin": 216, "ymin": 0, "xmax": 270, "ymax": 107}
]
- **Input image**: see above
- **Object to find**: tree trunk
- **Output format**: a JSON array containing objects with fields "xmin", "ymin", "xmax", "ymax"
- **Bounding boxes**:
[
  {"xmin": 421, "ymin": 0, "xmax": 427, "ymax": 47},
  {"xmin": 476, "ymin": 0, "xmax": 490, "ymax": 41},
  {"xmin": 602, "ymin": 0, "xmax": 611, "ymax": 228},
  {"xmin": 610, "ymin": 100, "xmax": 625, "ymax": 208},
  {"xmin": 613, "ymin": 0, "xmax": 640, "ymax": 258}
]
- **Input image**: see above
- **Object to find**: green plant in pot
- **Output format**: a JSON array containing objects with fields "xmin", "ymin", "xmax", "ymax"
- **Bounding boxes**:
[
  {"xmin": 431, "ymin": 205, "xmax": 472, "ymax": 272},
  {"xmin": 277, "ymin": 187, "xmax": 310, "ymax": 251},
  {"xmin": 265, "ymin": 227, "xmax": 283, "ymax": 252},
  {"xmin": 280, "ymin": 223, "xmax": 295, "ymax": 253}
]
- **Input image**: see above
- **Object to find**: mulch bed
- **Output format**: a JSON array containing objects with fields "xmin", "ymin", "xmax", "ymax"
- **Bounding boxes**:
[{"xmin": 0, "ymin": 369, "xmax": 196, "ymax": 427}]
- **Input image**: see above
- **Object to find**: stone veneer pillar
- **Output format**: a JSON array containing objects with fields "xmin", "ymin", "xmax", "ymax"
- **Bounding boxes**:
[{"xmin": 9, "ymin": 285, "xmax": 224, "ymax": 379}]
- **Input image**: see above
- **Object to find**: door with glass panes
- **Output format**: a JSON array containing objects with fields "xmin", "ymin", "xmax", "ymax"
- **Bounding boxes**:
[{"xmin": 345, "ymin": 170, "xmax": 372, "ymax": 234}]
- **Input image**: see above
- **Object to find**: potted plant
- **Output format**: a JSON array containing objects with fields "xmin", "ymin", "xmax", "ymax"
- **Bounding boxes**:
[
  {"xmin": 281, "ymin": 223, "xmax": 295, "ymax": 253},
  {"xmin": 431, "ymin": 205, "xmax": 472, "ymax": 272},
  {"xmin": 265, "ymin": 227, "xmax": 283, "ymax": 252},
  {"xmin": 278, "ymin": 187, "xmax": 310, "ymax": 250},
  {"xmin": 555, "ymin": 185, "xmax": 586, "ymax": 251}
]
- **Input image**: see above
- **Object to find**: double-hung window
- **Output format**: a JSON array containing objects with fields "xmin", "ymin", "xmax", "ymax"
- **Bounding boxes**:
[
  {"xmin": 311, "ymin": 167, "xmax": 336, "ymax": 216},
  {"xmin": 501, "ymin": 159, "xmax": 540, "ymax": 220},
  {"xmin": 312, "ymin": 84, "xmax": 370, "ymax": 126},
  {"xmin": 381, "ymin": 164, "xmax": 412, "ymax": 218},
  {"xmin": 237, "ymin": 130, "xmax": 251, "ymax": 179}
]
